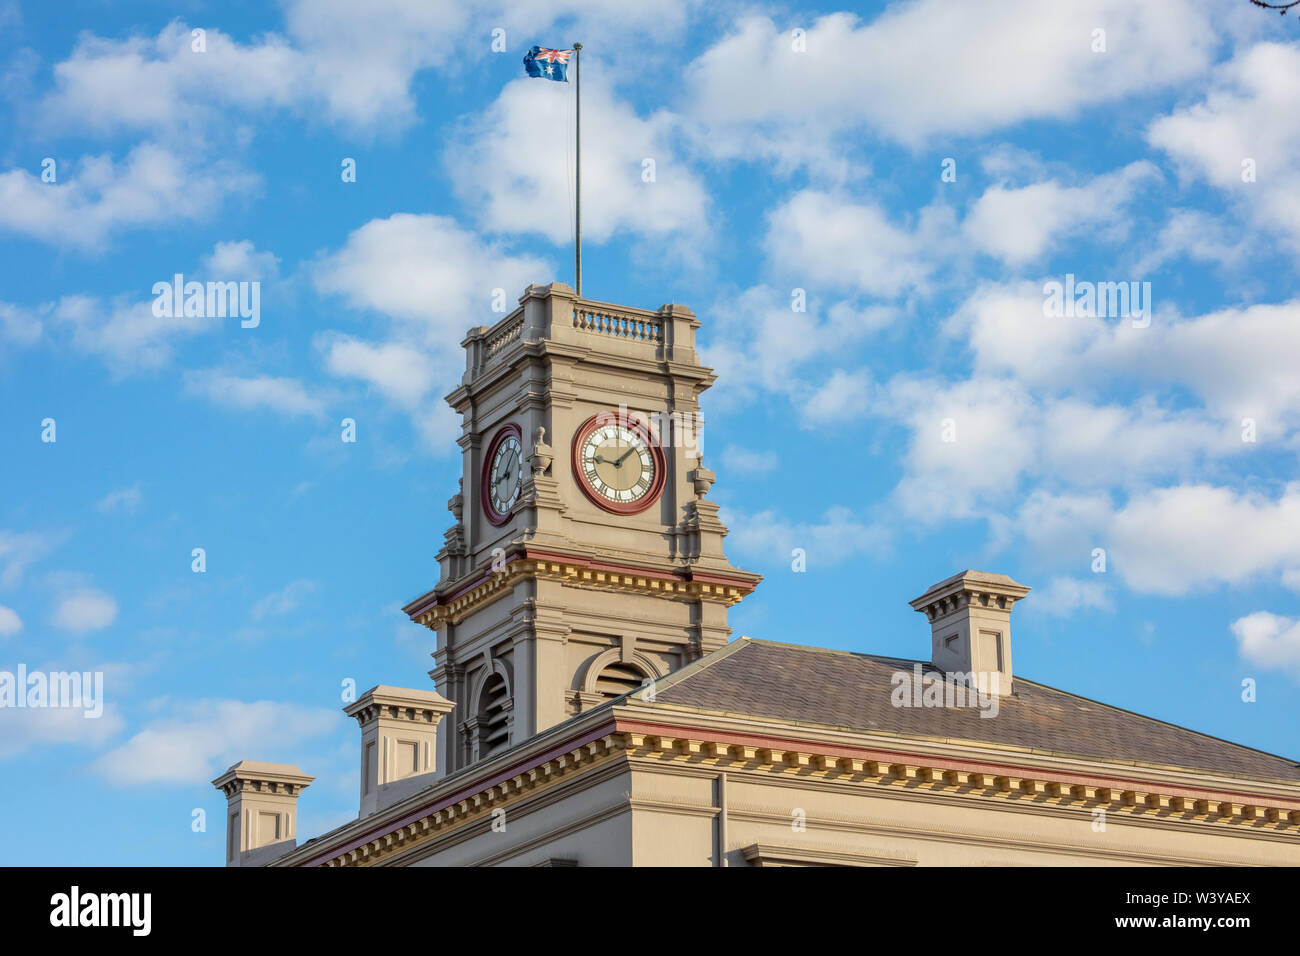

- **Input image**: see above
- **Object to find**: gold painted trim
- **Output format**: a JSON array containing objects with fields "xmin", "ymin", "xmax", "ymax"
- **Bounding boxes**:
[
  {"xmin": 313, "ymin": 727, "xmax": 1300, "ymax": 866},
  {"xmin": 412, "ymin": 558, "xmax": 751, "ymax": 630},
  {"xmin": 322, "ymin": 733, "xmax": 630, "ymax": 867},
  {"xmin": 619, "ymin": 733, "xmax": 1300, "ymax": 834}
]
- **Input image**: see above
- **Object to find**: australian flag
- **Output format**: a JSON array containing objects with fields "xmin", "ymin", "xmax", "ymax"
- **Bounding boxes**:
[{"xmin": 523, "ymin": 46, "xmax": 572, "ymax": 82}]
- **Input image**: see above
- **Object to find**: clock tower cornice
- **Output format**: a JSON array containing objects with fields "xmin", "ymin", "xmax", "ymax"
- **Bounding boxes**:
[
  {"xmin": 448, "ymin": 343, "xmax": 715, "ymax": 415},
  {"xmin": 404, "ymin": 544, "xmax": 761, "ymax": 632}
]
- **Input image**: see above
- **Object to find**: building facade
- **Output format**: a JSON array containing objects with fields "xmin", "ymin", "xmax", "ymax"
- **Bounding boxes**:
[{"xmin": 214, "ymin": 284, "xmax": 1300, "ymax": 867}]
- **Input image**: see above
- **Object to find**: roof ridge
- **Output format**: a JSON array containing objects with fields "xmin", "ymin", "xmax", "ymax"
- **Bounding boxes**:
[
  {"xmin": 629, "ymin": 636, "xmax": 754, "ymax": 703},
  {"xmin": 742, "ymin": 636, "xmax": 924, "ymax": 666}
]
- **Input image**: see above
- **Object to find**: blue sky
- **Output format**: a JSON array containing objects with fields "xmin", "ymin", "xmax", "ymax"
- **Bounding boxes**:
[{"xmin": 2, "ymin": 0, "xmax": 1300, "ymax": 865}]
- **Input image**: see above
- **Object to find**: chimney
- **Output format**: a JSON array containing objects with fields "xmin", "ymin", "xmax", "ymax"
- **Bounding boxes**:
[
  {"xmin": 212, "ymin": 761, "xmax": 313, "ymax": 867},
  {"xmin": 909, "ymin": 570, "xmax": 1030, "ymax": 696},
  {"xmin": 344, "ymin": 686, "xmax": 455, "ymax": 817}
]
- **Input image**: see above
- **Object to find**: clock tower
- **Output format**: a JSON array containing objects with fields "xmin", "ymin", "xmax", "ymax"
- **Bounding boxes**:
[{"xmin": 403, "ymin": 282, "xmax": 760, "ymax": 776}]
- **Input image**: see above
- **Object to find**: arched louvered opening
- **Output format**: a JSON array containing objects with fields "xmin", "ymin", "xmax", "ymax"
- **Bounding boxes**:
[
  {"xmin": 478, "ymin": 673, "xmax": 511, "ymax": 757},
  {"xmin": 594, "ymin": 660, "xmax": 649, "ymax": 700}
]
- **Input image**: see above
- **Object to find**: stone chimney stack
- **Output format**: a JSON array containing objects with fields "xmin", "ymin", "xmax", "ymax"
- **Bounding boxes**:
[
  {"xmin": 212, "ymin": 761, "xmax": 313, "ymax": 867},
  {"xmin": 909, "ymin": 571, "xmax": 1030, "ymax": 696},
  {"xmin": 344, "ymin": 686, "xmax": 455, "ymax": 817}
]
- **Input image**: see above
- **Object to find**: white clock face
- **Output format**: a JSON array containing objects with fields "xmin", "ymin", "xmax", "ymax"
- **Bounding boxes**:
[
  {"xmin": 579, "ymin": 423, "xmax": 656, "ymax": 504},
  {"xmin": 489, "ymin": 434, "xmax": 522, "ymax": 516}
]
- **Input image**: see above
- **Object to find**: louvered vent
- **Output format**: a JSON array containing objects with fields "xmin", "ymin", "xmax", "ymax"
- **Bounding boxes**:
[
  {"xmin": 478, "ymin": 673, "xmax": 511, "ymax": 756},
  {"xmin": 595, "ymin": 662, "xmax": 647, "ymax": 700}
]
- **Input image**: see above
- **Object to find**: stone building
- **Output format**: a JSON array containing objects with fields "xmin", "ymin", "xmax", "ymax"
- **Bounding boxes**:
[{"xmin": 214, "ymin": 284, "xmax": 1300, "ymax": 866}]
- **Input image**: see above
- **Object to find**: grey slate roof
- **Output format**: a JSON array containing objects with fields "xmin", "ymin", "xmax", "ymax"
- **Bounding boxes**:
[{"xmin": 649, "ymin": 639, "xmax": 1300, "ymax": 783}]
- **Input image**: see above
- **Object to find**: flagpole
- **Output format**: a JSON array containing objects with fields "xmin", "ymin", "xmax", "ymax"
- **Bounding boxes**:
[{"xmin": 573, "ymin": 41, "xmax": 582, "ymax": 298}]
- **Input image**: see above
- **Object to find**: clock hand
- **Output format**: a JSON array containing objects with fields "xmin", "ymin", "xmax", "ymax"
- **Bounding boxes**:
[{"xmin": 614, "ymin": 446, "xmax": 637, "ymax": 465}]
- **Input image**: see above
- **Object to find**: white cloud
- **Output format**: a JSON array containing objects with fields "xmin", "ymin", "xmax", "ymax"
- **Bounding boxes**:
[
  {"xmin": 42, "ymin": 5, "xmax": 697, "ymax": 137},
  {"xmin": 962, "ymin": 162, "xmax": 1160, "ymax": 266},
  {"xmin": 0, "ymin": 694, "xmax": 125, "ymax": 759},
  {"xmin": 201, "ymin": 240, "xmax": 280, "ymax": 280},
  {"xmin": 43, "ymin": 23, "xmax": 307, "ymax": 134},
  {"xmin": 96, "ymin": 485, "xmax": 142, "ymax": 514},
  {"xmin": 764, "ymin": 191, "xmax": 937, "ymax": 297},
  {"xmin": 956, "ymin": 284, "xmax": 1300, "ymax": 429},
  {"xmin": 313, "ymin": 214, "xmax": 548, "ymax": 337},
  {"xmin": 684, "ymin": 3, "xmax": 1213, "ymax": 160},
  {"xmin": 802, "ymin": 370, "xmax": 872, "ymax": 426},
  {"xmin": 0, "ymin": 144, "xmax": 255, "ymax": 250},
  {"xmin": 44, "ymin": 241, "xmax": 274, "ymax": 373},
  {"xmin": 1131, "ymin": 209, "xmax": 1248, "ymax": 274},
  {"xmin": 93, "ymin": 698, "xmax": 337, "ymax": 785},
  {"xmin": 251, "ymin": 580, "xmax": 318, "ymax": 621},
  {"xmin": 449, "ymin": 78, "xmax": 710, "ymax": 245},
  {"xmin": 1000, "ymin": 483, "xmax": 1300, "ymax": 597},
  {"xmin": 0, "ymin": 604, "xmax": 21, "ymax": 636},
  {"xmin": 883, "ymin": 377, "xmax": 1039, "ymax": 520},
  {"xmin": 320, "ymin": 335, "xmax": 435, "ymax": 408},
  {"xmin": 763, "ymin": 165, "xmax": 1157, "ymax": 301},
  {"xmin": 1024, "ymin": 577, "xmax": 1112, "ymax": 617},
  {"xmin": 0, "ymin": 301, "xmax": 43, "ymax": 345},
  {"xmin": 884, "ymin": 375, "xmax": 1247, "ymax": 525},
  {"xmin": 413, "ymin": 403, "xmax": 461, "ymax": 451},
  {"xmin": 52, "ymin": 589, "xmax": 118, "ymax": 634},
  {"xmin": 1148, "ymin": 41, "xmax": 1300, "ymax": 251},
  {"xmin": 997, "ymin": 490, "xmax": 1116, "ymax": 565},
  {"xmin": 0, "ymin": 530, "xmax": 56, "ymax": 587},
  {"xmin": 53, "ymin": 294, "xmax": 214, "ymax": 376},
  {"xmin": 719, "ymin": 446, "xmax": 778, "ymax": 474},
  {"xmin": 1107, "ymin": 484, "xmax": 1300, "ymax": 596},
  {"xmin": 184, "ymin": 370, "xmax": 325, "ymax": 418},
  {"xmin": 723, "ymin": 505, "xmax": 888, "ymax": 567},
  {"xmin": 703, "ymin": 286, "xmax": 894, "ymax": 413},
  {"xmin": 1231, "ymin": 611, "xmax": 1300, "ymax": 681},
  {"xmin": 312, "ymin": 214, "xmax": 548, "ymax": 450}
]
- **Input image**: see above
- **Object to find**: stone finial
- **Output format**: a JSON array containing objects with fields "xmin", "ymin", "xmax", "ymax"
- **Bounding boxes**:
[
  {"xmin": 689, "ymin": 459, "xmax": 716, "ymax": 499},
  {"xmin": 529, "ymin": 426, "xmax": 554, "ymax": 476},
  {"xmin": 448, "ymin": 478, "xmax": 463, "ymax": 521}
]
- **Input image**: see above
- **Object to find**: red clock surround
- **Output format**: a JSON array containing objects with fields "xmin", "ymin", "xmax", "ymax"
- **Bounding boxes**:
[
  {"xmin": 481, "ymin": 423, "xmax": 523, "ymax": 526},
  {"xmin": 571, "ymin": 412, "xmax": 667, "ymax": 516}
]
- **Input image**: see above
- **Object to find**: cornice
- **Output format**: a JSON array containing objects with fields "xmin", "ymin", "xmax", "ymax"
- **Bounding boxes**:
[
  {"xmin": 298, "ymin": 731, "xmax": 631, "ymax": 867},
  {"xmin": 344, "ymin": 686, "xmax": 454, "ymax": 728},
  {"xmin": 281, "ymin": 707, "xmax": 1300, "ymax": 867},
  {"xmin": 451, "ymin": 337, "xmax": 715, "ymax": 408},
  {"xmin": 384, "ymin": 761, "xmax": 631, "ymax": 867},
  {"xmin": 404, "ymin": 549, "xmax": 759, "ymax": 630},
  {"xmin": 611, "ymin": 724, "xmax": 1300, "ymax": 835},
  {"xmin": 614, "ymin": 701, "xmax": 1300, "ymax": 799},
  {"xmin": 212, "ymin": 762, "xmax": 314, "ymax": 799}
]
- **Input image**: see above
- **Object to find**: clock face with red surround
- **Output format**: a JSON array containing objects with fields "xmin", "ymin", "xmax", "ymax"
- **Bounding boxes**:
[
  {"xmin": 482, "ymin": 423, "xmax": 523, "ymax": 525},
  {"xmin": 571, "ymin": 412, "xmax": 666, "ymax": 515}
]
